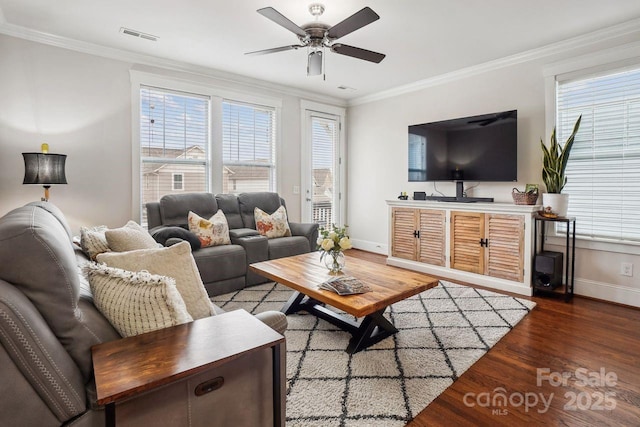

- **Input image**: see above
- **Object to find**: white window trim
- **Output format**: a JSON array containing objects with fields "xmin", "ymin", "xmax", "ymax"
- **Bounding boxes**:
[
  {"xmin": 543, "ymin": 42, "xmax": 640, "ymax": 254},
  {"xmin": 130, "ymin": 69, "xmax": 282, "ymax": 221},
  {"xmin": 300, "ymin": 99, "xmax": 346, "ymax": 225}
]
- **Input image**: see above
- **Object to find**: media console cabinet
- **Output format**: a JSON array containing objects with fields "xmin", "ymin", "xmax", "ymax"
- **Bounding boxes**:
[{"xmin": 387, "ymin": 200, "xmax": 540, "ymax": 296}]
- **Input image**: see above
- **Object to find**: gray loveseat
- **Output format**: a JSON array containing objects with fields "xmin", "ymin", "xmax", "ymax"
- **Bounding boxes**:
[
  {"xmin": 146, "ymin": 192, "xmax": 319, "ymax": 296},
  {"xmin": 0, "ymin": 202, "xmax": 287, "ymax": 426}
]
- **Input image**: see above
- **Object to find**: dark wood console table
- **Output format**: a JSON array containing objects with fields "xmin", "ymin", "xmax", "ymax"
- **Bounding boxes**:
[{"xmin": 92, "ymin": 309, "xmax": 285, "ymax": 427}]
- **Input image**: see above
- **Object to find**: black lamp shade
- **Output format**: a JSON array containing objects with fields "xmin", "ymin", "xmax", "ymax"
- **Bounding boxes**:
[{"xmin": 22, "ymin": 153, "xmax": 68, "ymax": 185}]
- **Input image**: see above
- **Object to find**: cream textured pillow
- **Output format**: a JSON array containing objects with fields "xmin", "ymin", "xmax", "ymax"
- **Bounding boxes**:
[
  {"xmin": 105, "ymin": 220, "xmax": 158, "ymax": 252},
  {"xmin": 80, "ymin": 225, "xmax": 111, "ymax": 260},
  {"xmin": 255, "ymin": 206, "xmax": 291, "ymax": 238},
  {"xmin": 187, "ymin": 210, "xmax": 231, "ymax": 248},
  {"xmin": 85, "ymin": 263, "xmax": 193, "ymax": 337},
  {"xmin": 97, "ymin": 241, "xmax": 215, "ymax": 320}
]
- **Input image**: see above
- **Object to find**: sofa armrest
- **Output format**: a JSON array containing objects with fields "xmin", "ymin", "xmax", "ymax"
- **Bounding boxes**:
[
  {"xmin": 145, "ymin": 202, "xmax": 162, "ymax": 229},
  {"xmin": 229, "ymin": 228, "xmax": 260, "ymax": 239},
  {"xmin": 0, "ymin": 280, "xmax": 86, "ymax": 424},
  {"xmin": 289, "ymin": 222, "xmax": 319, "ymax": 252}
]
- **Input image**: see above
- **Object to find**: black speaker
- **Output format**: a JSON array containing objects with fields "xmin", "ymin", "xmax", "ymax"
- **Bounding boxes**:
[
  {"xmin": 414, "ymin": 191, "xmax": 426, "ymax": 200},
  {"xmin": 534, "ymin": 251, "xmax": 563, "ymax": 289}
]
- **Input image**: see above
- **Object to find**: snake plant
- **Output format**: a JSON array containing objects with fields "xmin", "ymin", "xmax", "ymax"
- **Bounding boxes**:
[{"xmin": 541, "ymin": 115, "xmax": 582, "ymax": 193}]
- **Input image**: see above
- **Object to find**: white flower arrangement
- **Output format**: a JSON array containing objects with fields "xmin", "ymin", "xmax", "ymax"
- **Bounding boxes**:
[{"xmin": 317, "ymin": 224, "xmax": 352, "ymax": 272}]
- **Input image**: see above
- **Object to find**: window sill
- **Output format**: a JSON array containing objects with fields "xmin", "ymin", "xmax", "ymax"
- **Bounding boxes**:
[{"xmin": 545, "ymin": 235, "xmax": 640, "ymax": 255}]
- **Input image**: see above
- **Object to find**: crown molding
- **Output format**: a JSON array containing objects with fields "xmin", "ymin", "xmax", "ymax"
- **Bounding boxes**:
[
  {"xmin": 349, "ymin": 18, "xmax": 640, "ymax": 107},
  {"xmin": 0, "ymin": 21, "xmax": 348, "ymax": 108}
]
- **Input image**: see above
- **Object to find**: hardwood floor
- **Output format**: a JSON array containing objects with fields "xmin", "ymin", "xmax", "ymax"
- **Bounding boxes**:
[{"xmin": 347, "ymin": 250, "xmax": 640, "ymax": 427}]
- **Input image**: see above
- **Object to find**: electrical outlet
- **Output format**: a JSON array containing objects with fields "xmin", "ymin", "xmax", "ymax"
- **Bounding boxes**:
[
  {"xmin": 620, "ymin": 262, "xmax": 633, "ymax": 277},
  {"xmin": 293, "ymin": 185, "xmax": 300, "ymax": 195}
]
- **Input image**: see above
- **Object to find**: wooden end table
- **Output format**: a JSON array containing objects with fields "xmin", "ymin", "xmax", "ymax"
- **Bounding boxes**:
[
  {"xmin": 250, "ymin": 252, "xmax": 438, "ymax": 353},
  {"xmin": 92, "ymin": 309, "xmax": 285, "ymax": 427}
]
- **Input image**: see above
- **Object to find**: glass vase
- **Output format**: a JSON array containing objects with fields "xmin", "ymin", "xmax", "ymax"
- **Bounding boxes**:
[{"xmin": 324, "ymin": 250, "xmax": 345, "ymax": 274}]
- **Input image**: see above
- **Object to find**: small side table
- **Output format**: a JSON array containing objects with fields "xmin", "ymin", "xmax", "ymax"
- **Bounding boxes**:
[
  {"xmin": 92, "ymin": 309, "xmax": 285, "ymax": 427},
  {"xmin": 532, "ymin": 214, "xmax": 576, "ymax": 302}
]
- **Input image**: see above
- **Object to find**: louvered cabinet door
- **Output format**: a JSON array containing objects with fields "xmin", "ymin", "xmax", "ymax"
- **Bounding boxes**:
[
  {"xmin": 485, "ymin": 214, "xmax": 524, "ymax": 282},
  {"xmin": 417, "ymin": 209, "xmax": 446, "ymax": 266},
  {"xmin": 450, "ymin": 211, "xmax": 484, "ymax": 274},
  {"xmin": 391, "ymin": 208, "xmax": 418, "ymax": 260}
]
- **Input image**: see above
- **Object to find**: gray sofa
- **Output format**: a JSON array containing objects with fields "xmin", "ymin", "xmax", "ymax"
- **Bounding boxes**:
[
  {"xmin": 0, "ymin": 202, "xmax": 287, "ymax": 426},
  {"xmin": 146, "ymin": 192, "xmax": 319, "ymax": 296}
]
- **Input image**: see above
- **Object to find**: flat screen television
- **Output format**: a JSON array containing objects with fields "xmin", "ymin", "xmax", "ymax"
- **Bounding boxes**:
[{"xmin": 408, "ymin": 110, "xmax": 517, "ymax": 183}]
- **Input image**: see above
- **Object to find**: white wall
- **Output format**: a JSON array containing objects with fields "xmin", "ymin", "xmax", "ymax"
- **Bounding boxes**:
[
  {"xmin": 346, "ymin": 52, "xmax": 640, "ymax": 306},
  {"xmin": 0, "ymin": 34, "xmax": 340, "ymax": 232}
]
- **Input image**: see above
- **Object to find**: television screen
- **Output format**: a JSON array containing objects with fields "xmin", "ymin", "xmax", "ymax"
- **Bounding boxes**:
[{"xmin": 409, "ymin": 110, "xmax": 517, "ymax": 182}]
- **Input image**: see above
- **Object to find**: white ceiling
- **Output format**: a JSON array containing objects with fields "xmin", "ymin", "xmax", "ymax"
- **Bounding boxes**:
[{"xmin": 2, "ymin": 0, "xmax": 640, "ymax": 101}]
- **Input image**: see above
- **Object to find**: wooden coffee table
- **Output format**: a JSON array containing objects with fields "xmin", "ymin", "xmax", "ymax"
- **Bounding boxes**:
[{"xmin": 250, "ymin": 252, "xmax": 438, "ymax": 353}]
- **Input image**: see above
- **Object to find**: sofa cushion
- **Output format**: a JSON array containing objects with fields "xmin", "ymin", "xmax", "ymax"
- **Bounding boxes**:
[
  {"xmin": 97, "ymin": 242, "xmax": 215, "ymax": 320},
  {"xmin": 80, "ymin": 225, "xmax": 111, "ymax": 260},
  {"xmin": 268, "ymin": 236, "xmax": 311, "ymax": 260},
  {"xmin": 150, "ymin": 226, "xmax": 201, "ymax": 250},
  {"xmin": 193, "ymin": 244, "xmax": 247, "ymax": 286},
  {"xmin": 238, "ymin": 192, "xmax": 283, "ymax": 229},
  {"xmin": 105, "ymin": 220, "xmax": 158, "ymax": 252},
  {"xmin": 161, "ymin": 193, "xmax": 217, "ymax": 227},
  {"xmin": 0, "ymin": 204, "xmax": 111, "ymax": 381},
  {"xmin": 255, "ymin": 206, "xmax": 292, "ymax": 238},
  {"xmin": 86, "ymin": 263, "xmax": 193, "ymax": 337},
  {"xmin": 215, "ymin": 193, "xmax": 244, "ymax": 229},
  {"xmin": 188, "ymin": 210, "xmax": 231, "ymax": 247}
]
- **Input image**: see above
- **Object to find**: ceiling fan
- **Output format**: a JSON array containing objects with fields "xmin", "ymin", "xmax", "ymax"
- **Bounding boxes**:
[{"xmin": 246, "ymin": 3, "xmax": 385, "ymax": 77}]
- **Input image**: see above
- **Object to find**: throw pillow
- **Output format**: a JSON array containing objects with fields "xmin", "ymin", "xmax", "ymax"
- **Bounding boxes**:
[
  {"xmin": 151, "ymin": 226, "xmax": 201, "ymax": 251},
  {"xmin": 105, "ymin": 220, "xmax": 158, "ymax": 252},
  {"xmin": 85, "ymin": 263, "xmax": 193, "ymax": 337},
  {"xmin": 97, "ymin": 241, "xmax": 215, "ymax": 320},
  {"xmin": 255, "ymin": 206, "xmax": 291, "ymax": 238},
  {"xmin": 187, "ymin": 210, "xmax": 231, "ymax": 247},
  {"xmin": 80, "ymin": 225, "xmax": 111, "ymax": 260}
]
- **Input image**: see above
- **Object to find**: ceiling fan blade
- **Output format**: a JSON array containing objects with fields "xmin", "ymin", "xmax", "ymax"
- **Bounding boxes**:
[
  {"xmin": 331, "ymin": 44, "xmax": 385, "ymax": 63},
  {"xmin": 327, "ymin": 7, "xmax": 380, "ymax": 40},
  {"xmin": 257, "ymin": 7, "xmax": 307, "ymax": 38},
  {"xmin": 245, "ymin": 45, "xmax": 303, "ymax": 56}
]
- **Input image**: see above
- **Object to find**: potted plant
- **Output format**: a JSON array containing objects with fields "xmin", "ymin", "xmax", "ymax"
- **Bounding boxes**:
[{"xmin": 540, "ymin": 115, "xmax": 582, "ymax": 216}]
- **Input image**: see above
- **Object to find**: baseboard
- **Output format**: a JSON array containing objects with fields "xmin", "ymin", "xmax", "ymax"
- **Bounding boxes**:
[
  {"xmin": 351, "ymin": 239, "xmax": 388, "ymax": 255},
  {"xmin": 575, "ymin": 278, "xmax": 640, "ymax": 308},
  {"xmin": 386, "ymin": 257, "xmax": 532, "ymax": 296}
]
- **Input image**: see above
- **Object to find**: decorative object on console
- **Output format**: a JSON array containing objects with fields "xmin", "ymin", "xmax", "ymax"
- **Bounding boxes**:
[
  {"xmin": 398, "ymin": 192, "xmax": 408, "ymax": 200},
  {"xmin": 317, "ymin": 224, "xmax": 352, "ymax": 273},
  {"xmin": 540, "ymin": 115, "xmax": 582, "ymax": 216},
  {"xmin": 512, "ymin": 186, "xmax": 539, "ymax": 205},
  {"xmin": 22, "ymin": 143, "xmax": 67, "ymax": 202}
]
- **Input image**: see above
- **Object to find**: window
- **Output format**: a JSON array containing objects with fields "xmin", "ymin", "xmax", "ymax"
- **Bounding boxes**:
[
  {"xmin": 222, "ymin": 100, "xmax": 276, "ymax": 194},
  {"xmin": 310, "ymin": 113, "xmax": 339, "ymax": 228},
  {"xmin": 140, "ymin": 86, "xmax": 209, "ymax": 224},
  {"xmin": 557, "ymin": 66, "xmax": 640, "ymax": 242},
  {"xmin": 172, "ymin": 173, "xmax": 184, "ymax": 191}
]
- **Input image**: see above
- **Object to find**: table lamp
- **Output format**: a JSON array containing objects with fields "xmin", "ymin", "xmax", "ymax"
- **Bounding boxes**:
[{"xmin": 22, "ymin": 143, "xmax": 68, "ymax": 202}]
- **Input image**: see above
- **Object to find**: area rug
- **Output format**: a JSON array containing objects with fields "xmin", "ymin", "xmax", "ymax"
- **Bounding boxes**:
[{"xmin": 212, "ymin": 281, "xmax": 536, "ymax": 426}]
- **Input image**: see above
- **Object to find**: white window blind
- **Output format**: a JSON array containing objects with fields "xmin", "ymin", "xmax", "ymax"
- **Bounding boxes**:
[
  {"xmin": 311, "ymin": 115, "xmax": 338, "ymax": 228},
  {"xmin": 140, "ymin": 86, "xmax": 209, "ymax": 224},
  {"xmin": 557, "ymin": 66, "xmax": 640, "ymax": 242},
  {"xmin": 222, "ymin": 100, "xmax": 276, "ymax": 194}
]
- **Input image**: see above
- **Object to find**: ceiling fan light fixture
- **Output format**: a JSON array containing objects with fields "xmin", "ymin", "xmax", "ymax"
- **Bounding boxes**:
[
  {"xmin": 307, "ymin": 50, "xmax": 323, "ymax": 76},
  {"xmin": 309, "ymin": 3, "xmax": 325, "ymax": 18}
]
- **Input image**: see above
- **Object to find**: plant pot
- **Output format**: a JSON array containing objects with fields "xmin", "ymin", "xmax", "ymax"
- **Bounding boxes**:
[{"xmin": 542, "ymin": 193, "xmax": 569, "ymax": 217}]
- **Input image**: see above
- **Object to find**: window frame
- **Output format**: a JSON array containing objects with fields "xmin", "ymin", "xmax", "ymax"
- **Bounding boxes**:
[
  {"xmin": 544, "ymin": 50, "xmax": 640, "ymax": 255},
  {"xmin": 130, "ymin": 70, "xmax": 282, "ymax": 222},
  {"xmin": 172, "ymin": 173, "xmax": 185, "ymax": 191}
]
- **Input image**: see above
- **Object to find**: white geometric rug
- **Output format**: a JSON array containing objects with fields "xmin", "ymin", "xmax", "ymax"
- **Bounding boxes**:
[{"xmin": 212, "ymin": 281, "xmax": 535, "ymax": 426}]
